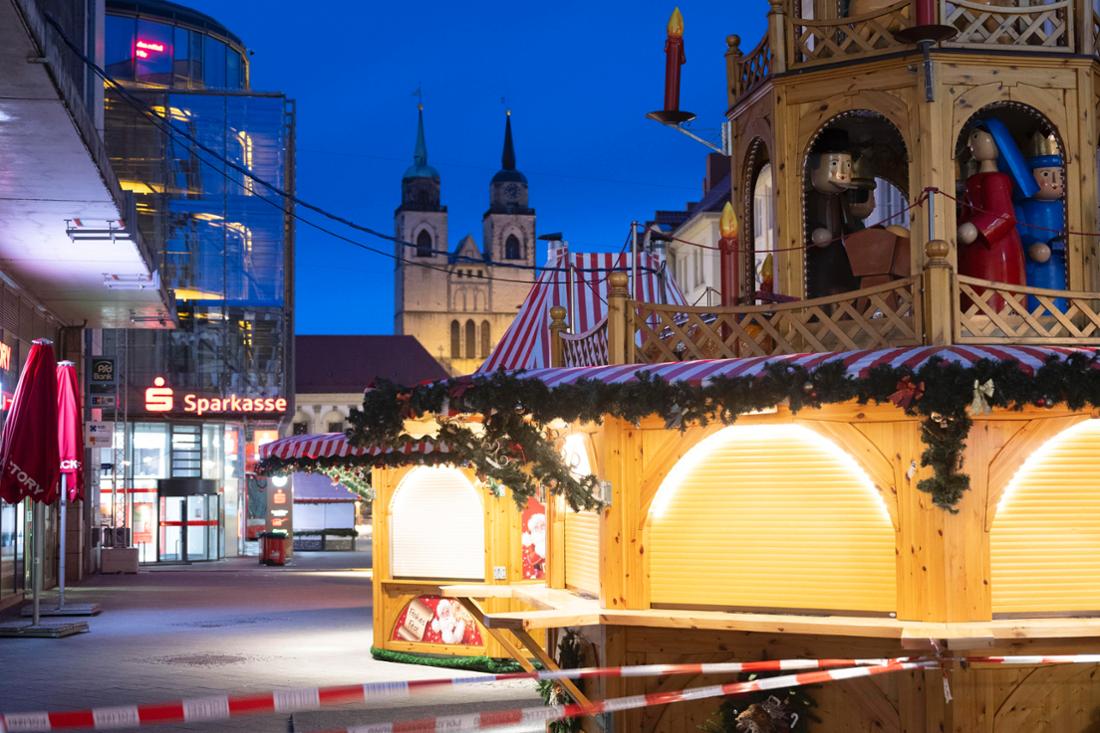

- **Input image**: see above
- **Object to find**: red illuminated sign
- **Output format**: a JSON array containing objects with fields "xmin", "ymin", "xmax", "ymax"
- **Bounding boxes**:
[
  {"xmin": 144, "ymin": 377, "xmax": 287, "ymax": 416},
  {"xmin": 135, "ymin": 39, "xmax": 166, "ymax": 59}
]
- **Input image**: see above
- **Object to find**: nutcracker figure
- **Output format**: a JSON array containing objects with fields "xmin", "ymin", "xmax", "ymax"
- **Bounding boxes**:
[{"xmin": 805, "ymin": 130, "xmax": 873, "ymax": 298}]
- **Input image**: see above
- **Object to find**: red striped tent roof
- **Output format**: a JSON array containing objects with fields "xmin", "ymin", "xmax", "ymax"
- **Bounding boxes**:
[
  {"xmin": 259, "ymin": 433, "xmax": 447, "ymax": 462},
  {"xmin": 478, "ymin": 249, "xmax": 686, "ymax": 373},
  {"xmin": 507, "ymin": 345, "xmax": 1100, "ymax": 387}
]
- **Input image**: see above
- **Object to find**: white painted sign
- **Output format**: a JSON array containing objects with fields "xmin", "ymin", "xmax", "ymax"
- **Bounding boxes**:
[{"xmin": 85, "ymin": 421, "xmax": 114, "ymax": 448}]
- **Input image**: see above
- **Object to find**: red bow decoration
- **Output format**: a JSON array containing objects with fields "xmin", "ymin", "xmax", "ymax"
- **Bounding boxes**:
[{"xmin": 890, "ymin": 376, "xmax": 925, "ymax": 409}]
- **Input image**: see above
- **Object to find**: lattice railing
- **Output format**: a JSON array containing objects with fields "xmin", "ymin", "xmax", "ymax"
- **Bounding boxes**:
[
  {"xmin": 632, "ymin": 277, "xmax": 922, "ymax": 363},
  {"xmin": 955, "ymin": 276, "xmax": 1100, "ymax": 343},
  {"xmin": 1093, "ymin": 10, "xmax": 1100, "ymax": 57},
  {"xmin": 561, "ymin": 318, "xmax": 610, "ymax": 368},
  {"xmin": 734, "ymin": 34, "xmax": 774, "ymax": 100},
  {"xmin": 941, "ymin": 0, "xmax": 1074, "ymax": 50},
  {"xmin": 788, "ymin": 0, "xmax": 911, "ymax": 67}
]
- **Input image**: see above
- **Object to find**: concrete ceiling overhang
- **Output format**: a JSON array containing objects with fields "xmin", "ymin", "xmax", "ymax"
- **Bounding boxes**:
[{"xmin": 0, "ymin": 0, "xmax": 174, "ymax": 329}]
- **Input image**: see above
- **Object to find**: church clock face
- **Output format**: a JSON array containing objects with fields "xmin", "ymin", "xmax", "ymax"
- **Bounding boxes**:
[{"xmin": 504, "ymin": 183, "xmax": 521, "ymax": 202}]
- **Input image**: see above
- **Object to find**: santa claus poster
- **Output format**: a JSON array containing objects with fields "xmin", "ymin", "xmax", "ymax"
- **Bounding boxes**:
[
  {"xmin": 521, "ymin": 496, "xmax": 547, "ymax": 580},
  {"xmin": 391, "ymin": 595, "xmax": 484, "ymax": 646}
]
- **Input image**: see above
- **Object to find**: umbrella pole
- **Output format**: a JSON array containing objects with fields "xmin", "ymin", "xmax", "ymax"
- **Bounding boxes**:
[
  {"xmin": 58, "ymin": 477, "xmax": 67, "ymax": 609},
  {"xmin": 32, "ymin": 501, "xmax": 43, "ymax": 626}
]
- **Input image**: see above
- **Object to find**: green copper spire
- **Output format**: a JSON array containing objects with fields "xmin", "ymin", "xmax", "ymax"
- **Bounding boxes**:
[{"xmin": 403, "ymin": 104, "xmax": 440, "ymax": 181}]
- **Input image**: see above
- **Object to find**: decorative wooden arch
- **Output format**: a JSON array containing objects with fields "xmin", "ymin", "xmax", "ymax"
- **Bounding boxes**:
[
  {"xmin": 741, "ymin": 135, "xmax": 773, "ymax": 299},
  {"xmin": 635, "ymin": 416, "xmax": 900, "ymax": 533},
  {"xmin": 984, "ymin": 414, "xmax": 1095, "ymax": 531},
  {"xmin": 950, "ymin": 84, "xmax": 1070, "ymax": 153},
  {"xmin": 795, "ymin": 90, "xmax": 915, "ymax": 166}
]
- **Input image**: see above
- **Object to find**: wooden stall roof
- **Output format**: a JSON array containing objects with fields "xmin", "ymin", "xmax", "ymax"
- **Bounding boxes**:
[{"xmin": 441, "ymin": 584, "xmax": 1100, "ymax": 648}]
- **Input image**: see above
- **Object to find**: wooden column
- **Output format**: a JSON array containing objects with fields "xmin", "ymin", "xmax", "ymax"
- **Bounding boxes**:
[
  {"xmin": 922, "ymin": 239, "xmax": 955, "ymax": 345},
  {"xmin": 596, "ymin": 418, "xmax": 648, "ymax": 611},
  {"xmin": 1078, "ymin": 0, "xmax": 1094, "ymax": 56},
  {"xmin": 725, "ymin": 35, "xmax": 743, "ymax": 108},
  {"xmin": 606, "ymin": 272, "xmax": 630, "ymax": 365},
  {"xmin": 548, "ymin": 305, "xmax": 567, "ymax": 368},
  {"xmin": 768, "ymin": 0, "xmax": 788, "ymax": 74}
]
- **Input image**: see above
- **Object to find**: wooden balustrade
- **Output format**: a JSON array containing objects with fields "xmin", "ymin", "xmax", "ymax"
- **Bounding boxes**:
[
  {"xmin": 787, "ymin": 0, "xmax": 911, "ymax": 68},
  {"xmin": 734, "ymin": 34, "xmax": 774, "ymax": 100},
  {"xmin": 940, "ymin": 0, "xmax": 1074, "ymax": 51},
  {"xmin": 631, "ymin": 277, "xmax": 923, "ymax": 363},
  {"xmin": 955, "ymin": 276, "xmax": 1100, "ymax": 344},
  {"xmin": 561, "ymin": 318, "xmax": 610, "ymax": 368}
]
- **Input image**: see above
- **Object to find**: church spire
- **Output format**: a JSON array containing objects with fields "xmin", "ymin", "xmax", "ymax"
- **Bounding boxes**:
[
  {"xmin": 501, "ymin": 110, "xmax": 516, "ymax": 171},
  {"xmin": 403, "ymin": 104, "xmax": 440, "ymax": 181}
]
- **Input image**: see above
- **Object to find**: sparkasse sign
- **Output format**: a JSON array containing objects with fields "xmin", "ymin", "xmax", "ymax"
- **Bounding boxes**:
[{"xmin": 143, "ymin": 377, "xmax": 287, "ymax": 416}]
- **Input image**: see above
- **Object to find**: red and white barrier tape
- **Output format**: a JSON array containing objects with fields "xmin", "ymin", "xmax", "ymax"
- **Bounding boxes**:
[
  {"xmin": 968, "ymin": 654, "xmax": 1100, "ymax": 666},
  {"xmin": 0, "ymin": 657, "xmax": 902, "ymax": 732},
  {"xmin": 305, "ymin": 661, "xmax": 934, "ymax": 733}
]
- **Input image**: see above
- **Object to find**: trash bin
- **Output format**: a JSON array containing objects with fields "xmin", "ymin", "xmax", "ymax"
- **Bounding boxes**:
[{"xmin": 259, "ymin": 530, "xmax": 289, "ymax": 566}]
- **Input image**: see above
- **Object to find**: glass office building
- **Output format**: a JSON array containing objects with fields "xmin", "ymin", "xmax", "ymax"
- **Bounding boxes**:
[{"xmin": 97, "ymin": 0, "xmax": 294, "ymax": 561}]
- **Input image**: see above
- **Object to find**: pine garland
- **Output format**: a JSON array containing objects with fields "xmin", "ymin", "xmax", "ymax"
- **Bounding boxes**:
[{"xmin": 254, "ymin": 352, "xmax": 1100, "ymax": 512}]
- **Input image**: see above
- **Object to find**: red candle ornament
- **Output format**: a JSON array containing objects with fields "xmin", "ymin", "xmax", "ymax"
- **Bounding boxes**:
[
  {"xmin": 719, "ymin": 202, "xmax": 739, "ymax": 307},
  {"xmin": 663, "ymin": 8, "xmax": 685, "ymax": 112},
  {"xmin": 914, "ymin": 0, "xmax": 935, "ymax": 27}
]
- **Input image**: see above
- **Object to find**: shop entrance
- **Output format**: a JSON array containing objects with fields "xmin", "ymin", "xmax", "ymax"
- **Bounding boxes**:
[{"xmin": 156, "ymin": 479, "xmax": 222, "ymax": 563}]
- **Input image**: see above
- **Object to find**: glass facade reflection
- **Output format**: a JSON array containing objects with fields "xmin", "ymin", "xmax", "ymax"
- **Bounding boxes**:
[
  {"xmin": 98, "ymin": 1, "xmax": 293, "ymax": 561},
  {"xmin": 104, "ymin": 10, "xmax": 247, "ymax": 91}
]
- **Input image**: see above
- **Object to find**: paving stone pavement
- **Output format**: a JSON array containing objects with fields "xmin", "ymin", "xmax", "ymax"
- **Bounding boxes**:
[{"xmin": 0, "ymin": 551, "xmax": 542, "ymax": 732}]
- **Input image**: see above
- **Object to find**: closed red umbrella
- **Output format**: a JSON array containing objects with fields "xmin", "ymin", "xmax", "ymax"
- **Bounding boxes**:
[
  {"xmin": 57, "ymin": 361, "xmax": 83, "ymax": 501},
  {"xmin": 0, "ymin": 339, "xmax": 59, "ymax": 504}
]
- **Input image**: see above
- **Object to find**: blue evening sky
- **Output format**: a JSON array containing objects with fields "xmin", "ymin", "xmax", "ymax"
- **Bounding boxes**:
[{"xmin": 182, "ymin": 1, "xmax": 769, "ymax": 334}]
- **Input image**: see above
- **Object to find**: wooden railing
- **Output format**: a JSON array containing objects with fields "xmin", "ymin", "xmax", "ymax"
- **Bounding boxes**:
[
  {"xmin": 941, "ymin": 0, "xmax": 1074, "ymax": 50},
  {"xmin": 630, "ymin": 277, "xmax": 922, "ymax": 362},
  {"xmin": 561, "ymin": 318, "xmax": 610, "ymax": 368},
  {"xmin": 955, "ymin": 276, "xmax": 1100, "ymax": 344},
  {"xmin": 788, "ymin": 0, "xmax": 912, "ymax": 68},
  {"xmin": 730, "ymin": 34, "xmax": 774, "ymax": 102}
]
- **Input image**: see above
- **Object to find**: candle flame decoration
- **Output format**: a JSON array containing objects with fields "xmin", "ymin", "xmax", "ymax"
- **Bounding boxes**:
[
  {"xmin": 667, "ymin": 7, "xmax": 684, "ymax": 37},
  {"xmin": 720, "ymin": 201, "xmax": 738, "ymax": 239}
]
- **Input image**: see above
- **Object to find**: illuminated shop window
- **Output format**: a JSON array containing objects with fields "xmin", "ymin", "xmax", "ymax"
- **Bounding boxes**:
[{"xmin": 135, "ymin": 20, "xmax": 173, "ymax": 85}]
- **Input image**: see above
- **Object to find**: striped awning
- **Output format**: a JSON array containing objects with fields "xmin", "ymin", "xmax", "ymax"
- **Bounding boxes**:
[
  {"xmin": 506, "ymin": 345, "xmax": 1100, "ymax": 388},
  {"xmin": 259, "ymin": 433, "xmax": 447, "ymax": 462},
  {"xmin": 478, "ymin": 249, "xmax": 686, "ymax": 374}
]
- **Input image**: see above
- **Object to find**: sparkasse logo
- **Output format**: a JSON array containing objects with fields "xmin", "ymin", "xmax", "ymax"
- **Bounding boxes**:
[{"xmin": 145, "ymin": 376, "xmax": 174, "ymax": 412}]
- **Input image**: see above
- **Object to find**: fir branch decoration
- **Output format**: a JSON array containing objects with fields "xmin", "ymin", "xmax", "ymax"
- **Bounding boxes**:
[{"xmin": 255, "ymin": 352, "xmax": 1100, "ymax": 512}]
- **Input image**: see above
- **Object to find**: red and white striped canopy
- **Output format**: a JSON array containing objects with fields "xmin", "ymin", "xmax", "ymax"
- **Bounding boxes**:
[
  {"xmin": 506, "ymin": 345, "xmax": 1100, "ymax": 388},
  {"xmin": 259, "ymin": 433, "xmax": 447, "ymax": 462},
  {"xmin": 478, "ymin": 249, "xmax": 686, "ymax": 374}
]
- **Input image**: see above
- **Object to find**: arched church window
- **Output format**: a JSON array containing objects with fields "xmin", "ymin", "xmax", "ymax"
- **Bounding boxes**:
[
  {"xmin": 465, "ymin": 319, "xmax": 476, "ymax": 359},
  {"xmin": 505, "ymin": 234, "xmax": 522, "ymax": 260},
  {"xmin": 480, "ymin": 320, "xmax": 491, "ymax": 358},
  {"xmin": 450, "ymin": 320, "xmax": 460, "ymax": 358},
  {"xmin": 416, "ymin": 229, "xmax": 433, "ymax": 257}
]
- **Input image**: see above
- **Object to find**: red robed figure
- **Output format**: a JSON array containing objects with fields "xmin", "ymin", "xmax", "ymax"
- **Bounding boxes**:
[
  {"xmin": 57, "ymin": 360, "xmax": 84, "ymax": 501},
  {"xmin": 957, "ymin": 171, "xmax": 1026, "ymax": 289},
  {"xmin": 0, "ymin": 339, "xmax": 59, "ymax": 504}
]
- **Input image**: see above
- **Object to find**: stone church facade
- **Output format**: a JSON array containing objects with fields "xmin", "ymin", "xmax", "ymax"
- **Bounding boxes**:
[{"xmin": 394, "ymin": 107, "xmax": 536, "ymax": 375}]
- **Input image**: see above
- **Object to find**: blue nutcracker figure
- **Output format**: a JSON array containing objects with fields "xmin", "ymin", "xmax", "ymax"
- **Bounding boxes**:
[{"xmin": 1015, "ymin": 154, "xmax": 1067, "ymax": 312}]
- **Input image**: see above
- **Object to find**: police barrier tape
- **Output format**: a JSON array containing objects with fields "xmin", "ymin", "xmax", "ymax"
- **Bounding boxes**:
[
  {"xmin": 0, "ymin": 657, "xmax": 909, "ymax": 732},
  {"xmin": 302, "ymin": 661, "xmax": 936, "ymax": 733},
  {"xmin": 7, "ymin": 654, "xmax": 1100, "ymax": 732}
]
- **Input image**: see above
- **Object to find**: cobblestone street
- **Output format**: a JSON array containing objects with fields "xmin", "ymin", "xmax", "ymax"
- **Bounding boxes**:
[{"xmin": 0, "ymin": 552, "xmax": 541, "ymax": 732}]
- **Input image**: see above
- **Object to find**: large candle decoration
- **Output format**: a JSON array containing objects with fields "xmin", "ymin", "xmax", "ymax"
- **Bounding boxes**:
[
  {"xmin": 719, "ymin": 201, "xmax": 739, "ymax": 306},
  {"xmin": 914, "ymin": 0, "xmax": 935, "ymax": 27},
  {"xmin": 663, "ymin": 8, "xmax": 685, "ymax": 112}
]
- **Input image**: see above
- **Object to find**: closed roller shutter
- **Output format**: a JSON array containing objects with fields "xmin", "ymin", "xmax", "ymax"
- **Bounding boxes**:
[
  {"xmin": 390, "ymin": 466, "xmax": 485, "ymax": 580},
  {"xmin": 564, "ymin": 509, "xmax": 600, "ymax": 595},
  {"xmin": 648, "ymin": 424, "xmax": 895, "ymax": 612},
  {"xmin": 992, "ymin": 419, "xmax": 1100, "ymax": 614}
]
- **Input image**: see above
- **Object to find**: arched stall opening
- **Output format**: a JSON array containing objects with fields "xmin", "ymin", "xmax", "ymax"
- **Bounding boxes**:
[
  {"xmin": 389, "ymin": 466, "xmax": 486, "ymax": 580},
  {"xmin": 802, "ymin": 110, "xmax": 910, "ymax": 299},
  {"xmin": 743, "ymin": 138, "xmax": 777, "ymax": 303},
  {"xmin": 954, "ymin": 103, "xmax": 1067, "ymax": 311},
  {"xmin": 991, "ymin": 419, "xmax": 1100, "ymax": 615},
  {"xmin": 645, "ymin": 424, "xmax": 896, "ymax": 613}
]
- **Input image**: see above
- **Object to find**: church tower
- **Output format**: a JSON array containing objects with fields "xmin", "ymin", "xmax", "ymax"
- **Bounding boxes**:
[
  {"xmin": 483, "ymin": 111, "xmax": 536, "ymax": 271},
  {"xmin": 394, "ymin": 104, "xmax": 448, "ymax": 336}
]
